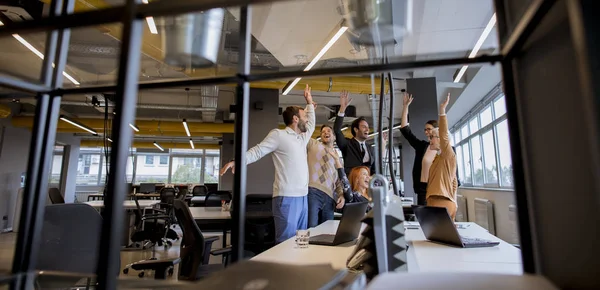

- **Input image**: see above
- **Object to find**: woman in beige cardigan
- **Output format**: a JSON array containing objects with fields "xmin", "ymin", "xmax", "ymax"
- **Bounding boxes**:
[{"xmin": 426, "ymin": 94, "xmax": 458, "ymax": 220}]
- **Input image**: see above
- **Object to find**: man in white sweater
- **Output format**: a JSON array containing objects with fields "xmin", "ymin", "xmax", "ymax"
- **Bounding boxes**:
[{"xmin": 220, "ymin": 84, "xmax": 316, "ymax": 243}]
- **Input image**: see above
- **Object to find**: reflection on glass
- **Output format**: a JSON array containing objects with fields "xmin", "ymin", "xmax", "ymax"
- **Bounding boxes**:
[
  {"xmin": 136, "ymin": 155, "xmax": 169, "ymax": 183},
  {"xmin": 494, "ymin": 96, "xmax": 507, "ymax": 118},
  {"xmin": 471, "ymin": 136, "xmax": 483, "ymax": 186},
  {"xmin": 496, "ymin": 120, "xmax": 513, "ymax": 187},
  {"xmin": 482, "ymin": 130, "xmax": 498, "ymax": 184},
  {"xmin": 171, "ymin": 157, "xmax": 202, "ymax": 184}
]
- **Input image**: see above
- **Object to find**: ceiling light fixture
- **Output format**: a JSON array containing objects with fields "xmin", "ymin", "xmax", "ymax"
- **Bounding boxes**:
[
  {"xmin": 129, "ymin": 123, "xmax": 140, "ymax": 132},
  {"xmin": 189, "ymin": 139, "xmax": 195, "ymax": 149},
  {"xmin": 282, "ymin": 26, "xmax": 348, "ymax": 95},
  {"xmin": 368, "ymin": 125, "xmax": 401, "ymax": 138},
  {"xmin": 141, "ymin": 0, "xmax": 158, "ymax": 34},
  {"xmin": 153, "ymin": 141, "xmax": 164, "ymax": 151},
  {"xmin": 1, "ymin": 21, "xmax": 80, "ymax": 85},
  {"xmin": 182, "ymin": 119, "xmax": 191, "ymax": 137},
  {"xmin": 59, "ymin": 116, "xmax": 97, "ymax": 135},
  {"xmin": 454, "ymin": 14, "xmax": 497, "ymax": 83},
  {"xmin": 106, "ymin": 137, "xmax": 113, "ymax": 142}
]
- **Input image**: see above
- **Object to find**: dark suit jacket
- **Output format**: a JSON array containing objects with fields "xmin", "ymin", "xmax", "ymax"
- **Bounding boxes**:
[
  {"xmin": 334, "ymin": 115, "xmax": 376, "ymax": 175},
  {"xmin": 400, "ymin": 125, "xmax": 461, "ymax": 194}
]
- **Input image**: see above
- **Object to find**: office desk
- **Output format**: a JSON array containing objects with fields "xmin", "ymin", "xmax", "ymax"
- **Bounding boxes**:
[
  {"xmin": 333, "ymin": 202, "xmax": 414, "ymax": 220},
  {"xmin": 252, "ymin": 220, "xmax": 522, "ymax": 274}
]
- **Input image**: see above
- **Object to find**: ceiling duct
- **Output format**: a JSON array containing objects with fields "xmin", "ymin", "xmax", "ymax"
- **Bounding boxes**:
[
  {"xmin": 342, "ymin": 0, "xmax": 413, "ymax": 46},
  {"xmin": 161, "ymin": 9, "xmax": 225, "ymax": 68},
  {"xmin": 201, "ymin": 86, "xmax": 219, "ymax": 122}
]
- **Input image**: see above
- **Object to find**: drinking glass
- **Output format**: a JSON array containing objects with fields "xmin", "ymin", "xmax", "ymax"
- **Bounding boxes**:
[{"xmin": 295, "ymin": 229, "xmax": 310, "ymax": 248}]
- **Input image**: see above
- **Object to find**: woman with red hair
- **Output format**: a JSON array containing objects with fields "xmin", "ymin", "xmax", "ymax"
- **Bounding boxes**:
[{"xmin": 325, "ymin": 148, "xmax": 372, "ymax": 211}]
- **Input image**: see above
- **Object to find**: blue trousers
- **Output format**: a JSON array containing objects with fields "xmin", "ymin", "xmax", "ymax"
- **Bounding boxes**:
[
  {"xmin": 307, "ymin": 187, "xmax": 335, "ymax": 228},
  {"xmin": 272, "ymin": 195, "xmax": 308, "ymax": 243}
]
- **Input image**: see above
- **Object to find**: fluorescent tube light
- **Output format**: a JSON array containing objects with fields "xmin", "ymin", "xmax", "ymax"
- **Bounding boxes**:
[
  {"xmin": 129, "ymin": 123, "xmax": 140, "ymax": 132},
  {"xmin": 282, "ymin": 26, "xmax": 348, "ymax": 95},
  {"xmin": 368, "ymin": 125, "xmax": 401, "ymax": 138},
  {"xmin": 59, "ymin": 116, "xmax": 97, "ymax": 135},
  {"xmin": 106, "ymin": 137, "xmax": 113, "ymax": 142},
  {"xmin": 189, "ymin": 139, "xmax": 195, "ymax": 149},
  {"xmin": 182, "ymin": 119, "xmax": 191, "ymax": 137},
  {"xmin": 0, "ymin": 21, "xmax": 80, "ymax": 85},
  {"xmin": 454, "ymin": 13, "xmax": 496, "ymax": 83},
  {"xmin": 141, "ymin": 0, "xmax": 158, "ymax": 34},
  {"xmin": 153, "ymin": 141, "xmax": 164, "ymax": 151}
]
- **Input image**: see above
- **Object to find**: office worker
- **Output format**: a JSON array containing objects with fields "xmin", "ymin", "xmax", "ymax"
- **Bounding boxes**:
[
  {"xmin": 307, "ymin": 125, "xmax": 346, "ymax": 227},
  {"xmin": 220, "ymin": 84, "xmax": 316, "ymax": 243},
  {"xmin": 426, "ymin": 94, "xmax": 458, "ymax": 220},
  {"xmin": 400, "ymin": 93, "xmax": 460, "ymax": 206},
  {"xmin": 334, "ymin": 90, "xmax": 376, "ymax": 175}
]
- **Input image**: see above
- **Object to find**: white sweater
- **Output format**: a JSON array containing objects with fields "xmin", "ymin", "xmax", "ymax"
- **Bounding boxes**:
[{"xmin": 245, "ymin": 104, "xmax": 315, "ymax": 197}]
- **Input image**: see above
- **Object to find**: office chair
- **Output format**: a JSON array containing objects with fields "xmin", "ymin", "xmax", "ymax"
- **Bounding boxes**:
[
  {"xmin": 192, "ymin": 185, "xmax": 208, "ymax": 196},
  {"xmin": 172, "ymin": 199, "xmax": 232, "ymax": 281},
  {"xmin": 204, "ymin": 191, "xmax": 232, "ymax": 207},
  {"xmin": 245, "ymin": 216, "xmax": 275, "ymax": 255},
  {"xmin": 37, "ymin": 204, "xmax": 119, "ymax": 288},
  {"xmin": 48, "ymin": 187, "xmax": 64, "ymax": 204}
]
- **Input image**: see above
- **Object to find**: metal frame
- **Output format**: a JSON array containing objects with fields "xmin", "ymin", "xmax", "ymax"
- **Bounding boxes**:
[{"xmin": 2, "ymin": 0, "xmax": 563, "ymax": 288}]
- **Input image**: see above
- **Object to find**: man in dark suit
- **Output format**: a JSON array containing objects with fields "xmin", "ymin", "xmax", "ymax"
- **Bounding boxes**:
[{"xmin": 333, "ymin": 91, "xmax": 376, "ymax": 175}]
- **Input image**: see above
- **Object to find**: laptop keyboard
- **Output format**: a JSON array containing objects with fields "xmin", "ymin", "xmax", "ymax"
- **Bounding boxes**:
[{"xmin": 460, "ymin": 236, "xmax": 493, "ymax": 245}]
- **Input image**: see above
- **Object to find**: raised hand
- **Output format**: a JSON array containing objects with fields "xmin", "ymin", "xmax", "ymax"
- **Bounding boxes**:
[
  {"xmin": 219, "ymin": 161, "xmax": 235, "ymax": 176},
  {"xmin": 304, "ymin": 84, "xmax": 313, "ymax": 105},
  {"xmin": 403, "ymin": 92, "xmax": 413, "ymax": 107},
  {"xmin": 336, "ymin": 196, "xmax": 345, "ymax": 209},
  {"xmin": 339, "ymin": 90, "xmax": 352, "ymax": 113},
  {"xmin": 440, "ymin": 93, "xmax": 450, "ymax": 114}
]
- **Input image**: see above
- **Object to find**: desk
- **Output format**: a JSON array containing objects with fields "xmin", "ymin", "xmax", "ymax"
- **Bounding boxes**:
[
  {"xmin": 333, "ymin": 202, "xmax": 414, "ymax": 220},
  {"xmin": 252, "ymin": 220, "xmax": 522, "ymax": 274},
  {"xmin": 190, "ymin": 207, "xmax": 230, "ymax": 248},
  {"xmin": 84, "ymin": 200, "xmax": 159, "ymax": 209}
]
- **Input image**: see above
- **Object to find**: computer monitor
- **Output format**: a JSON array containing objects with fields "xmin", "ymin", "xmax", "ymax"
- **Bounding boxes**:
[
  {"xmin": 205, "ymin": 183, "xmax": 218, "ymax": 193},
  {"xmin": 139, "ymin": 183, "xmax": 155, "ymax": 194}
]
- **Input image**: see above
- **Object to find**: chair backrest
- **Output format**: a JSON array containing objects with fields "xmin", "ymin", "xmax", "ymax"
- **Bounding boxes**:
[
  {"xmin": 160, "ymin": 187, "xmax": 177, "ymax": 209},
  {"xmin": 178, "ymin": 187, "xmax": 189, "ymax": 200},
  {"xmin": 38, "ymin": 204, "xmax": 102, "ymax": 274},
  {"xmin": 192, "ymin": 185, "xmax": 208, "ymax": 196},
  {"xmin": 48, "ymin": 188, "xmax": 65, "ymax": 204},
  {"xmin": 172, "ymin": 200, "xmax": 205, "ymax": 281},
  {"xmin": 204, "ymin": 191, "xmax": 232, "ymax": 207},
  {"xmin": 245, "ymin": 216, "xmax": 276, "ymax": 255}
]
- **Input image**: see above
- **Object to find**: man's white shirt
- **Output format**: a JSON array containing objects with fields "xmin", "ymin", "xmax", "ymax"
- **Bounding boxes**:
[{"xmin": 245, "ymin": 104, "xmax": 315, "ymax": 197}]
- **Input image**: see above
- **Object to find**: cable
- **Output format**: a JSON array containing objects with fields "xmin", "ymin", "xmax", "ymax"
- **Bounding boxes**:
[{"xmin": 387, "ymin": 72, "xmax": 399, "ymax": 196}]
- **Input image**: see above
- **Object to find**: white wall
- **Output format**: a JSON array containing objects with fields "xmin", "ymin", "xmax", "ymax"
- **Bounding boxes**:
[{"xmin": 458, "ymin": 187, "xmax": 519, "ymax": 245}]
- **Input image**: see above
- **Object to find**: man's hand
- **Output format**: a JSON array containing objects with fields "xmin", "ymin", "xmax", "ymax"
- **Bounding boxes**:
[
  {"xmin": 339, "ymin": 90, "xmax": 352, "ymax": 113},
  {"xmin": 382, "ymin": 131, "xmax": 388, "ymax": 148},
  {"xmin": 304, "ymin": 84, "xmax": 313, "ymax": 105},
  {"xmin": 403, "ymin": 92, "xmax": 413, "ymax": 107},
  {"xmin": 220, "ymin": 161, "xmax": 235, "ymax": 176},
  {"xmin": 440, "ymin": 93, "xmax": 450, "ymax": 114},
  {"xmin": 336, "ymin": 196, "xmax": 345, "ymax": 209}
]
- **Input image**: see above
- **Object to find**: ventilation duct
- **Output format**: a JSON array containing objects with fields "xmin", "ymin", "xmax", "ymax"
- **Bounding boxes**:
[
  {"xmin": 161, "ymin": 9, "xmax": 225, "ymax": 68},
  {"xmin": 342, "ymin": 0, "xmax": 412, "ymax": 46}
]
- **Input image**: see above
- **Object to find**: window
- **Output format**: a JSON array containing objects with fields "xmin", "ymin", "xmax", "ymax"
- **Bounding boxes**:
[
  {"xmin": 204, "ymin": 149, "xmax": 220, "ymax": 183},
  {"xmin": 451, "ymin": 87, "xmax": 513, "ymax": 189},
  {"xmin": 136, "ymin": 155, "xmax": 169, "ymax": 183},
  {"xmin": 100, "ymin": 156, "xmax": 135, "ymax": 184},
  {"xmin": 171, "ymin": 157, "xmax": 202, "ymax": 184},
  {"xmin": 159, "ymin": 156, "xmax": 169, "ymax": 165},
  {"xmin": 145, "ymin": 155, "xmax": 154, "ymax": 165},
  {"xmin": 76, "ymin": 153, "xmax": 102, "ymax": 185}
]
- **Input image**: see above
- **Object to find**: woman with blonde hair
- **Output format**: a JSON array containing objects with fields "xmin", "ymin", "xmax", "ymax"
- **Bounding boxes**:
[{"xmin": 426, "ymin": 94, "xmax": 458, "ymax": 220}]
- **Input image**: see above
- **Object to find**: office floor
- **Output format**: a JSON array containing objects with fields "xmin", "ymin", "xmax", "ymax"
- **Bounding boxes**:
[{"xmin": 0, "ymin": 227, "xmax": 227, "ymax": 281}]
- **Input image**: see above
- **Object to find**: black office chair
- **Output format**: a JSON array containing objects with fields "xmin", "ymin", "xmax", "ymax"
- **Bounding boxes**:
[
  {"xmin": 204, "ymin": 191, "xmax": 232, "ymax": 207},
  {"xmin": 192, "ymin": 185, "xmax": 208, "ymax": 197},
  {"xmin": 172, "ymin": 199, "xmax": 231, "ymax": 281},
  {"xmin": 48, "ymin": 187, "xmax": 64, "ymax": 204},
  {"xmin": 37, "ymin": 204, "xmax": 118, "ymax": 288},
  {"xmin": 245, "ymin": 216, "xmax": 276, "ymax": 255}
]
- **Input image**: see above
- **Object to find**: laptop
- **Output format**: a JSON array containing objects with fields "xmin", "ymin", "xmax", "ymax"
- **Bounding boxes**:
[
  {"xmin": 309, "ymin": 202, "xmax": 368, "ymax": 246},
  {"xmin": 413, "ymin": 206, "xmax": 499, "ymax": 248}
]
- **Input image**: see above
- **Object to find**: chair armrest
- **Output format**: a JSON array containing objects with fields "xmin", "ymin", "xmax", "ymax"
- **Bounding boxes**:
[
  {"xmin": 141, "ymin": 214, "xmax": 170, "ymax": 221},
  {"xmin": 204, "ymin": 236, "xmax": 220, "ymax": 243},
  {"xmin": 210, "ymin": 246, "xmax": 232, "ymax": 256}
]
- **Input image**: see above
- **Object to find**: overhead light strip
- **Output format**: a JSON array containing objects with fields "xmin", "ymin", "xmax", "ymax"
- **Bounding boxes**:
[
  {"xmin": 141, "ymin": 0, "xmax": 158, "ymax": 34},
  {"xmin": 129, "ymin": 123, "xmax": 140, "ymax": 132},
  {"xmin": 59, "ymin": 116, "xmax": 97, "ymax": 135},
  {"xmin": 1, "ymin": 21, "xmax": 80, "ymax": 85},
  {"xmin": 189, "ymin": 139, "xmax": 195, "ymax": 149},
  {"xmin": 454, "ymin": 13, "xmax": 497, "ymax": 83},
  {"xmin": 182, "ymin": 119, "xmax": 191, "ymax": 137},
  {"xmin": 153, "ymin": 141, "xmax": 164, "ymax": 151},
  {"xmin": 106, "ymin": 137, "xmax": 113, "ymax": 142},
  {"xmin": 282, "ymin": 26, "xmax": 348, "ymax": 95},
  {"xmin": 368, "ymin": 125, "xmax": 401, "ymax": 138}
]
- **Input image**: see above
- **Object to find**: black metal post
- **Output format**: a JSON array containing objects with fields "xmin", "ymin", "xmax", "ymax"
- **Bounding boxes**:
[
  {"xmin": 11, "ymin": 0, "xmax": 72, "ymax": 288},
  {"xmin": 231, "ymin": 5, "xmax": 251, "ymax": 263},
  {"xmin": 493, "ymin": 0, "xmax": 538, "ymax": 274},
  {"xmin": 96, "ymin": 0, "xmax": 143, "ymax": 288},
  {"xmin": 377, "ymin": 74, "xmax": 385, "ymax": 175},
  {"xmin": 387, "ymin": 72, "xmax": 398, "ymax": 196}
]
